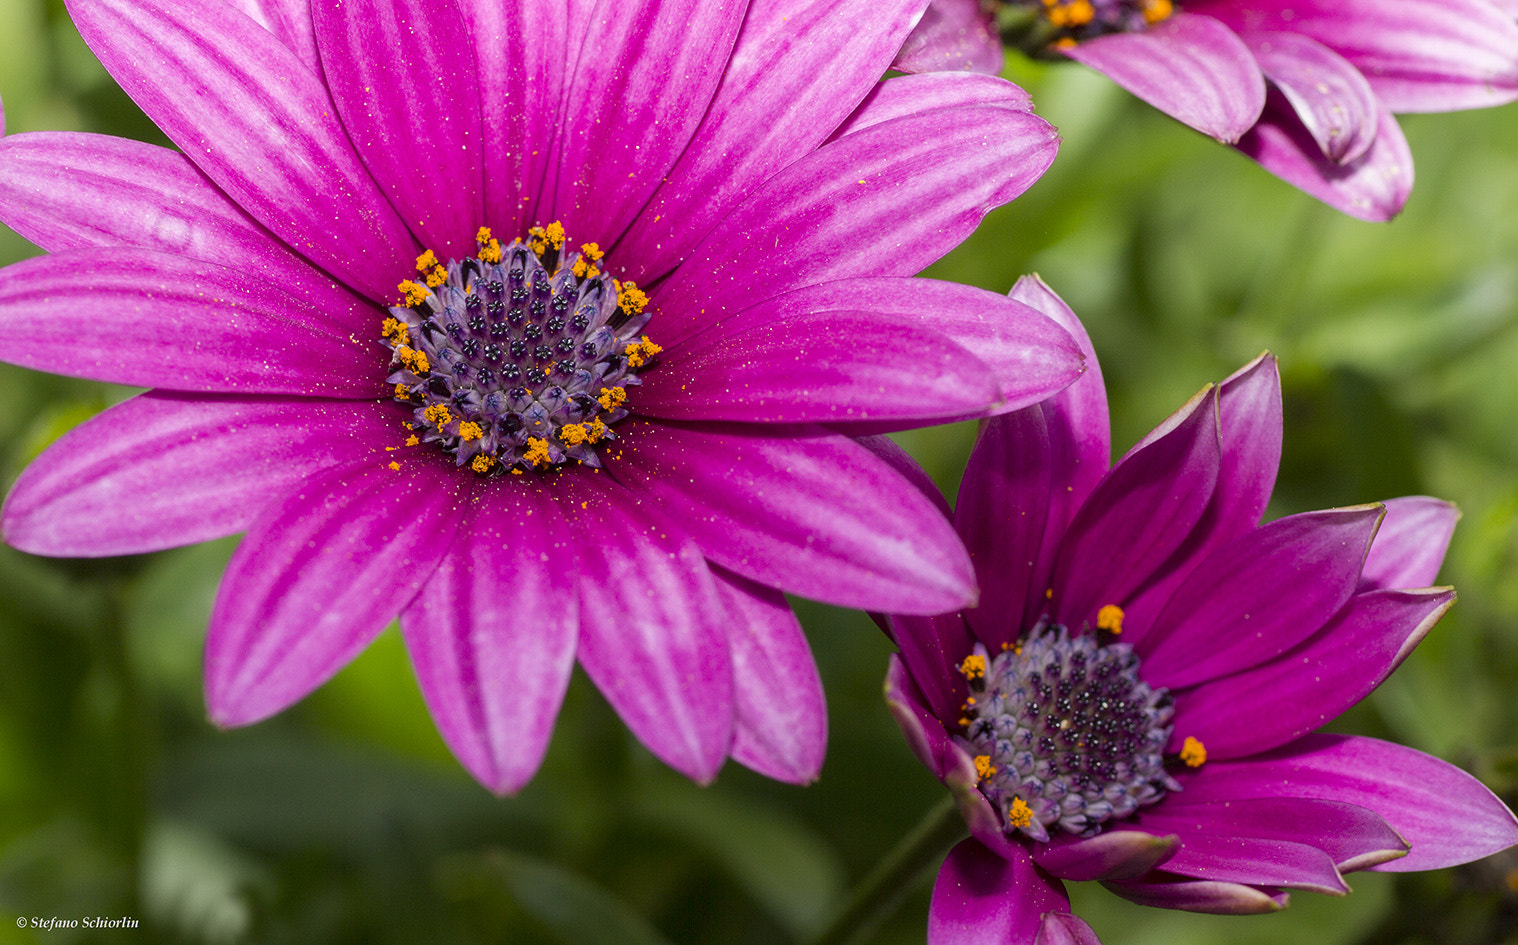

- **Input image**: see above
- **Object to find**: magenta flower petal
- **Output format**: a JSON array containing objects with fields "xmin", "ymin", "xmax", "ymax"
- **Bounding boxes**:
[
  {"xmin": 1102, "ymin": 877, "xmax": 1287, "ymax": 914},
  {"xmin": 833, "ymin": 72, "xmax": 1034, "ymax": 141},
  {"xmin": 1197, "ymin": 0, "xmax": 1518, "ymax": 112},
  {"xmin": 929, "ymin": 840, "xmax": 1070, "ymax": 945},
  {"xmin": 1182, "ymin": 734, "xmax": 1518, "ymax": 872},
  {"xmin": 1143, "ymin": 833, "xmax": 1348, "ymax": 895},
  {"xmin": 0, "ymin": 132, "xmax": 368, "ymax": 330},
  {"xmin": 1048, "ymin": 386, "xmax": 1221, "ymax": 631},
  {"xmin": 1064, "ymin": 13, "xmax": 1266, "ymax": 142},
  {"xmin": 717, "ymin": 569, "xmax": 827, "ymax": 784},
  {"xmin": 1130, "ymin": 797, "xmax": 1408, "ymax": 873},
  {"xmin": 206, "ymin": 453, "xmax": 471, "ymax": 726},
  {"xmin": 1169, "ymin": 586, "xmax": 1454, "ymax": 758},
  {"xmin": 2, "ymin": 394, "xmax": 399, "ymax": 558},
  {"xmin": 640, "ymin": 311, "xmax": 1004, "ymax": 426},
  {"xmin": 1359, "ymin": 496, "xmax": 1458, "ymax": 591},
  {"xmin": 892, "ymin": 0, "xmax": 1004, "ymax": 76},
  {"xmin": 1033, "ymin": 831, "xmax": 1179, "ymax": 882},
  {"xmin": 401, "ymin": 482, "xmax": 578, "ymax": 795},
  {"xmin": 1238, "ymin": 98, "xmax": 1414, "ymax": 222},
  {"xmin": 459, "ymin": 0, "xmax": 563, "ymax": 234},
  {"xmin": 885, "ymin": 653, "xmax": 961, "ymax": 781},
  {"xmin": 548, "ymin": 0, "xmax": 744, "ymax": 245},
  {"xmin": 1241, "ymin": 31, "xmax": 1379, "ymax": 164},
  {"xmin": 1137, "ymin": 504, "xmax": 1385, "ymax": 688},
  {"xmin": 313, "ymin": 0, "xmax": 484, "ymax": 259},
  {"xmin": 652, "ymin": 103, "xmax": 1060, "ymax": 339},
  {"xmin": 68, "ymin": 0, "xmax": 419, "ymax": 301},
  {"xmin": 554, "ymin": 471, "xmax": 734, "ymax": 784},
  {"xmin": 617, "ymin": 0, "xmax": 930, "ymax": 284},
  {"xmin": 1036, "ymin": 913, "xmax": 1103, "ymax": 945},
  {"xmin": 0, "ymin": 248, "xmax": 385, "ymax": 396},
  {"xmin": 233, "ymin": 0, "xmax": 319, "ymax": 68},
  {"xmin": 855, "ymin": 435, "xmax": 955, "ymax": 520},
  {"xmin": 613, "ymin": 420, "xmax": 976, "ymax": 615}
]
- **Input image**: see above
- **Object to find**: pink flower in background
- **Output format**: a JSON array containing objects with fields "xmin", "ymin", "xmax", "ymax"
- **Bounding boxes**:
[
  {"xmin": 896, "ymin": 0, "xmax": 1518, "ymax": 220},
  {"xmin": 0, "ymin": 0, "xmax": 1084, "ymax": 792},
  {"xmin": 882, "ymin": 276, "xmax": 1518, "ymax": 942}
]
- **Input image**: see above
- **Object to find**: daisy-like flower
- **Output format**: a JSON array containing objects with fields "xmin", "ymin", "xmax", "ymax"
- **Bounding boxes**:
[
  {"xmin": 895, "ymin": 0, "xmax": 1518, "ymax": 220},
  {"xmin": 0, "ymin": 0, "xmax": 1084, "ymax": 792},
  {"xmin": 883, "ymin": 277, "xmax": 1518, "ymax": 942}
]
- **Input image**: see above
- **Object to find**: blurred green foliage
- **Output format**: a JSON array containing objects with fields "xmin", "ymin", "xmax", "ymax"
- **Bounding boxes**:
[{"xmin": 2, "ymin": 1, "xmax": 1518, "ymax": 942}]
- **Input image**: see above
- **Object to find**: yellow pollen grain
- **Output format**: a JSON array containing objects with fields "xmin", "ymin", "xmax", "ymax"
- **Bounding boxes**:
[
  {"xmin": 580, "ymin": 242, "xmax": 604, "ymax": 262},
  {"xmin": 458, "ymin": 421, "xmax": 483, "ymax": 442},
  {"xmin": 511, "ymin": 468, "xmax": 524, "ymax": 475},
  {"xmin": 544, "ymin": 220, "xmax": 566, "ymax": 249},
  {"xmin": 388, "ymin": 461, "xmax": 400, "ymax": 471},
  {"xmin": 405, "ymin": 434, "xmax": 419, "ymax": 446},
  {"xmin": 398, "ymin": 280, "xmax": 428, "ymax": 307},
  {"xmin": 973, "ymin": 755, "xmax": 996, "ymax": 781},
  {"xmin": 958, "ymin": 716, "xmax": 970, "ymax": 728},
  {"xmin": 1097, "ymin": 604, "xmax": 1125, "ymax": 635},
  {"xmin": 1054, "ymin": 36, "xmax": 1077, "ymax": 49},
  {"xmin": 415, "ymin": 249, "xmax": 438, "ymax": 272},
  {"xmin": 617, "ymin": 280, "xmax": 649, "ymax": 316},
  {"xmin": 959, "ymin": 654, "xmax": 986, "ymax": 680},
  {"xmin": 559, "ymin": 423, "xmax": 589, "ymax": 446},
  {"xmin": 598, "ymin": 386, "xmax": 628, "ymax": 411},
  {"xmin": 1180, "ymin": 736, "xmax": 1207, "ymax": 768},
  {"xmin": 424, "ymin": 404, "xmax": 453, "ymax": 427},
  {"xmin": 471, "ymin": 453, "xmax": 496, "ymax": 473},
  {"xmin": 1143, "ymin": 0, "xmax": 1173, "ymax": 22},
  {"xmin": 524, "ymin": 436, "xmax": 552, "ymax": 467},
  {"xmin": 1007, "ymin": 798, "xmax": 1034, "ymax": 828}
]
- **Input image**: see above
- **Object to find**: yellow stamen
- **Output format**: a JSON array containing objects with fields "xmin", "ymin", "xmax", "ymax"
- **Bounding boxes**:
[
  {"xmin": 559, "ymin": 423, "xmax": 589, "ymax": 446},
  {"xmin": 1142, "ymin": 0, "xmax": 1173, "ymax": 23},
  {"xmin": 425, "ymin": 265, "xmax": 448, "ymax": 288},
  {"xmin": 398, "ymin": 280, "xmax": 428, "ymax": 307},
  {"xmin": 1007, "ymin": 798, "xmax": 1034, "ymax": 829},
  {"xmin": 580, "ymin": 242, "xmax": 604, "ymax": 262},
  {"xmin": 973, "ymin": 755, "xmax": 997, "ymax": 781},
  {"xmin": 1045, "ymin": 0, "xmax": 1094, "ymax": 27},
  {"xmin": 524, "ymin": 436, "xmax": 552, "ymax": 467},
  {"xmin": 616, "ymin": 279, "xmax": 649, "ymax": 316},
  {"xmin": 415, "ymin": 249, "xmax": 438, "ymax": 272},
  {"xmin": 471, "ymin": 453, "xmax": 495, "ymax": 473},
  {"xmin": 598, "ymin": 386, "xmax": 628, "ymax": 411},
  {"xmin": 424, "ymin": 404, "xmax": 453, "ymax": 427},
  {"xmin": 381, "ymin": 317, "xmax": 409, "ymax": 345},
  {"xmin": 624, "ymin": 336, "xmax": 663, "ymax": 369},
  {"xmin": 458, "ymin": 421, "xmax": 483, "ymax": 442},
  {"xmin": 543, "ymin": 221, "xmax": 566, "ymax": 249},
  {"xmin": 1097, "ymin": 604, "xmax": 1125, "ymax": 635},
  {"xmin": 1180, "ymin": 736, "xmax": 1207, "ymax": 768},
  {"xmin": 395, "ymin": 346, "xmax": 430, "ymax": 374},
  {"xmin": 959, "ymin": 654, "xmax": 987, "ymax": 680},
  {"xmin": 394, "ymin": 383, "xmax": 412, "ymax": 399},
  {"xmin": 586, "ymin": 418, "xmax": 608, "ymax": 443},
  {"xmin": 479, "ymin": 238, "xmax": 501, "ymax": 263}
]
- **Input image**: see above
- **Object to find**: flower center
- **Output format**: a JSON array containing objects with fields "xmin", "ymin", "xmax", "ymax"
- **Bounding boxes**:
[
  {"xmin": 1001, "ymin": 0, "xmax": 1173, "ymax": 53},
  {"xmin": 957, "ymin": 622, "xmax": 1178, "ymax": 841},
  {"xmin": 384, "ymin": 224, "xmax": 660, "ymax": 475}
]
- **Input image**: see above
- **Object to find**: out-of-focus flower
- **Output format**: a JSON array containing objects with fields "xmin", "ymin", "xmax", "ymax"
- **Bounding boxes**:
[
  {"xmin": 0, "ymin": 0, "xmax": 1084, "ymax": 792},
  {"xmin": 896, "ymin": 0, "xmax": 1518, "ymax": 220},
  {"xmin": 883, "ymin": 276, "xmax": 1518, "ymax": 942}
]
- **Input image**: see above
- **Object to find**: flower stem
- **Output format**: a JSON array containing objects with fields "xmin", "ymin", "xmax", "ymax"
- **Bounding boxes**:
[{"xmin": 804, "ymin": 796, "xmax": 968, "ymax": 945}]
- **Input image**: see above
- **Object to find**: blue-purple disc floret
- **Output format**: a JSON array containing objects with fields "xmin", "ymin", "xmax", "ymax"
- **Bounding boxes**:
[
  {"xmin": 959, "ymin": 623, "xmax": 1178, "ymax": 842},
  {"xmin": 383, "ymin": 227, "xmax": 658, "ymax": 475}
]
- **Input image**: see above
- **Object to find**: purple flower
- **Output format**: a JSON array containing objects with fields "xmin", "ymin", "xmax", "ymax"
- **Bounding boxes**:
[
  {"xmin": 896, "ymin": 0, "xmax": 1518, "ymax": 220},
  {"xmin": 0, "ymin": 0, "xmax": 1084, "ymax": 792},
  {"xmin": 883, "ymin": 277, "xmax": 1518, "ymax": 942}
]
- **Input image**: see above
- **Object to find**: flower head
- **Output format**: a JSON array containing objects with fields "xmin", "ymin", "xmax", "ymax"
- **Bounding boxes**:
[
  {"xmin": 895, "ymin": 0, "xmax": 1518, "ymax": 220},
  {"xmin": 0, "ymin": 0, "xmax": 1084, "ymax": 792},
  {"xmin": 883, "ymin": 276, "xmax": 1518, "ymax": 942}
]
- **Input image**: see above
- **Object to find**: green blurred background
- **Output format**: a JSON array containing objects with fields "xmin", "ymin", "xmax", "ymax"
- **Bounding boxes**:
[{"xmin": 2, "ymin": 0, "xmax": 1518, "ymax": 942}]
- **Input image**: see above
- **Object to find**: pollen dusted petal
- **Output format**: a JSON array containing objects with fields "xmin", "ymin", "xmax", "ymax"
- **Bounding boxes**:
[
  {"xmin": 205, "ymin": 453, "xmax": 472, "ymax": 727},
  {"xmin": 2, "ymin": 393, "xmax": 405, "ymax": 558},
  {"xmin": 891, "ymin": 0, "xmax": 1004, "ymax": 76},
  {"xmin": 401, "ymin": 481, "xmax": 578, "ymax": 795},
  {"xmin": 553, "ymin": 470, "xmax": 734, "ymax": 784}
]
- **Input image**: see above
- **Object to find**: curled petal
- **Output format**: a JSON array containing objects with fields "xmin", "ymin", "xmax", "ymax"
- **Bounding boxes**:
[
  {"xmin": 1358, "ymin": 496, "xmax": 1457, "ymax": 591},
  {"xmin": 1101, "ymin": 876, "xmax": 1287, "ymax": 914},
  {"xmin": 1033, "ymin": 830, "xmax": 1179, "ymax": 882}
]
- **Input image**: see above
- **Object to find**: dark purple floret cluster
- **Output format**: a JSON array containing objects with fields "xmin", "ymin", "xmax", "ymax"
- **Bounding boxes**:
[
  {"xmin": 958, "ymin": 623, "xmax": 1176, "ymax": 841},
  {"xmin": 383, "ymin": 225, "xmax": 657, "ymax": 474}
]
